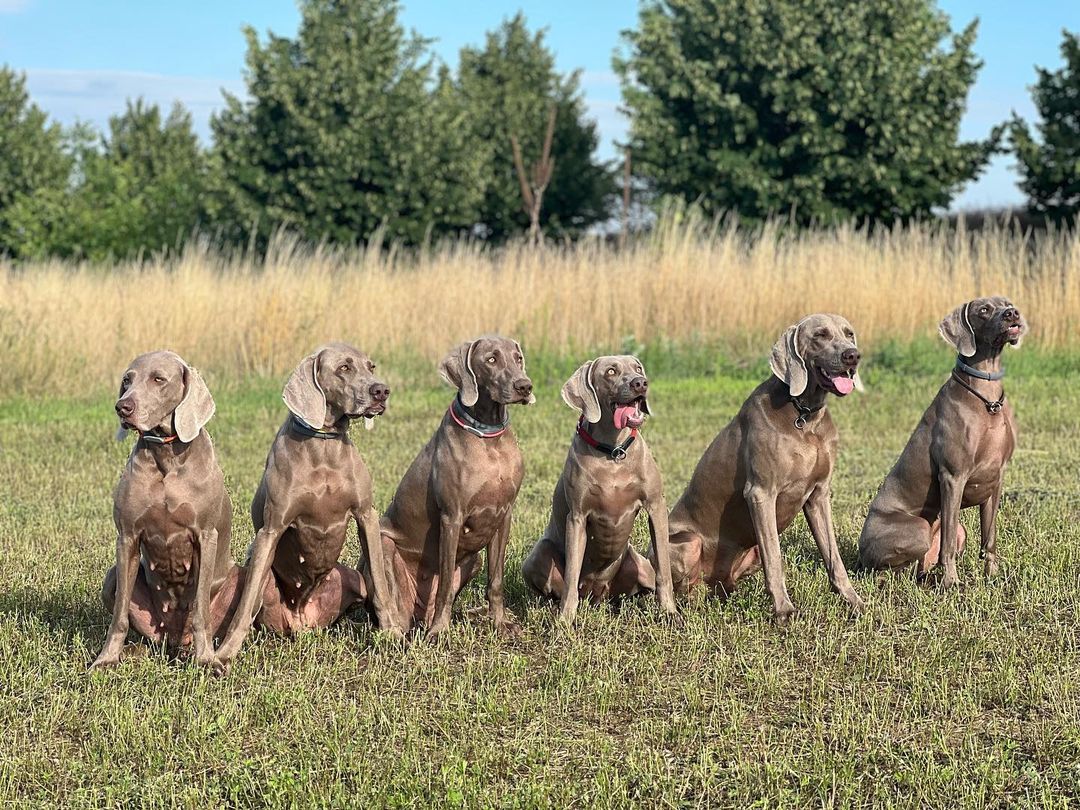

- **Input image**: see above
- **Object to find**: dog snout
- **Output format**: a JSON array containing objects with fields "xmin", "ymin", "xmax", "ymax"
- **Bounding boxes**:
[
  {"xmin": 630, "ymin": 376, "xmax": 648, "ymax": 395},
  {"xmin": 369, "ymin": 382, "xmax": 390, "ymax": 403},
  {"xmin": 1002, "ymin": 307, "xmax": 1020, "ymax": 323},
  {"xmin": 841, "ymin": 348, "xmax": 861, "ymax": 368},
  {"xmin": 115, "ymin": 398, "xmax": 136, "ymax": 418},
  {"xmin": 513, "ymin": 378, "xmax": 534, "ymax": 398}
]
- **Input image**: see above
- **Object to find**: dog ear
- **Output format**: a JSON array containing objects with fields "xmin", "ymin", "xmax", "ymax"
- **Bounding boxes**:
[
  {"xmin": 439, "ymin": 340, "xmax": 480, "ymax": 406},
  {"xmin": 939, "ymin": 301, "xmax": 977, "ymax": 358},
  {"xmin": 283, "ymin": 349, "xmax": 327, "ymax": 429},
  {"xmin": 770, "ymin": 320, "xmax": 809, "ymax": 397},
  {"xmin": 562, "ymin": 360, "xmax": 602, "ymax": 423},
  {"xmin": 174, "ymin": 362, "xmax": 215, "ymax": 443}
]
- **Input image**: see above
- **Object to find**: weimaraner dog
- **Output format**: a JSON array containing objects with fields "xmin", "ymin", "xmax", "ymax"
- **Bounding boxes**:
[
  {"xmin": 377, "ymin": 335, "xmax": 534, "ymax": 637},
  {"xmin": 662, "ymin": 314, "xmax": 865, "ymax": 623},
  {"xmin": 521, "ymin": 355, "xmax": 677, "ymax": 624},
  {"xmin": 858, "ymin": 297, "xmax": 1026, "ymax": 585},
  {"xmin": 214, "ymin": 343, "xmax": 402, "ymax": 671},
  {"xmin": 92, "ymin": 351, "xmax": 240, "ymax": 670}
]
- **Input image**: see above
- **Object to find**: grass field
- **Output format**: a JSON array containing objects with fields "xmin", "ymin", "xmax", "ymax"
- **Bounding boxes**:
[{"xmin": 1, "ymin": 343, "xmax": 1078, "ymax": 807}]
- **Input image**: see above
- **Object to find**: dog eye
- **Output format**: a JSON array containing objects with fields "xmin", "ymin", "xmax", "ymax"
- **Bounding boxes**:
[
  {"xmin": 153, "ymin": 376, "xmax": 166, "ymax": 384},
  {"xmin": 339, "ymin": 364, "xmax": 349, "ymax": 373},
  {"xmin": 979, "ymin": 306, "xmax": 990, "ymax": 314},
  {"xmin": 487, "ymin": 356, "xmax": 496, "ymax": 364},
  {"xmin": 844, "ymin": 330, "xmax": 854, "ymax": 338},
  {"xmin": 606, "ymin": 367, "xmax": 616, "ymax": 376},
  {"xmin": 368, "ymin": 362, "xmax": 376, "ymax": 372},
  {"xmin": 814, "ymin": 329, "xmax": 829, "ymax": 339}
]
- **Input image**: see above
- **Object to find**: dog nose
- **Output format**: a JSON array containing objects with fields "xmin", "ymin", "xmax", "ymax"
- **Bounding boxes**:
[
  {"xmin": 841, "ymin": 348, "xmax": 860, "ymax": 368},
  {"xmin": 115, "ymin": 399, "xmax": 136, "ymax": 417},
  {"xmin": 513, "ymin": 378, "xmax": 533, "ymax": 397},
  {"xmin": 1003, "ymin": 307, "xmax": 1020, "ymax": 322},
  {"xmin": 630, "ymin": 376, "xmax": 648, "ymax": 394},
  {"xmin": 370, "ymin": 383, "xmax": 390, "ymax": 402}
]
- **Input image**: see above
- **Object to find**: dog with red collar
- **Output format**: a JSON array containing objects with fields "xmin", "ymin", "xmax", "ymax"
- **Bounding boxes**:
[{"xmin": 522, "ymin": 354, "xmax": 678, "ymax": 625}]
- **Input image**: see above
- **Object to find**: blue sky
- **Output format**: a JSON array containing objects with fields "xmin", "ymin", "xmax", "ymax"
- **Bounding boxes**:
[{"xmin": 2, "ymin": 0, "xmax": 1077, "ymax": 209}]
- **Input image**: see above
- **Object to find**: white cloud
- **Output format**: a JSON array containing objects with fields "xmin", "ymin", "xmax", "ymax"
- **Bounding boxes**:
[
  {"xmin": 23, "ymin": 69, "xmax": 245, "ymax": 140},
  {"xmin": 0, "ymin": 0, "xmax": 29, "ymax": 13}
]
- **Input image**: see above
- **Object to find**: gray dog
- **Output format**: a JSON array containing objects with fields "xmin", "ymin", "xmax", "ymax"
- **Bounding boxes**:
[
  {"xmin": 92, "ymin": 351, "xmax": 240, "ymax": 670},
  {"xmin": 858, "ymin": 297, "xmax": 1026, "ymax": 584},
  {"xmin": 663, "ymin": 314, "xmax": 865, "ymax": 623},
  {"xmin": 522, "ymin": 355, "xmax": 677, "ymax": 624},
  {"xmin": 213, "ymin": 343, "xmax": 402, "ymax": 672},
  {"xmin": 377, "ymin": 335, "xmax": 534, "ymax": 637}
]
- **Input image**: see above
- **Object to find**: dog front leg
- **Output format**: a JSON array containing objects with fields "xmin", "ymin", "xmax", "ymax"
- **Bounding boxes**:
[
  {"xmin": 937, "ymin": 470, "xmax": 967, "ymax": 589},
  {"xmin": 646, "ymin": 500, "xmax": 679, "ymax": 616},
  {"xmin": 355, "ymin": 505, "xmax": 405, "ymax": 636},
  {"xmin": 189, "ymin": 528, "xmax": 219, "ymax": 668},
  {"xmin": 979, "ymin": 488, "xmax": 1002, "ymax": 578},
  {"xmin": 91, "ymin": 530, "xmax": 139, "ymax": 670},
  {"xmin": 557, "ymin": 511, "xmax": 588, "ymax": 625},
  {"xmin": 427, "ymin": 511, "xmax": 463, "ymax": 638},
  {"xmin": 214, "ymin": 523, "xmax": 283, "ymax": 672},
  {"xmin": 486, "ymin": 511, "xmax": 520, "ymax": 636},
  {"xmin": 802, "ymin": 484, "xmax": 863, "ymax": 613},
  {"xmin": 744, "ymin": 484, "xmax": 795, "ymax": 625}
]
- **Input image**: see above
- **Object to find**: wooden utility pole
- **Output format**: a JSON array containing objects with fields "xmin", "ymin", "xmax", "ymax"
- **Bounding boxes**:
[{"xmin": 511, "ymin": 104, "xmax": 557, "ymax": 245}]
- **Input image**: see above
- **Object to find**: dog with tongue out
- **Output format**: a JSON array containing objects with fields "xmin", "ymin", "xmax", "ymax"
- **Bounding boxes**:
[
  {"xmin": 522, "ymin": 354, "xmax": 679, "ymax": 625},
  {"xmin": 661, "ymin": 314, "xmax": 865, "ymax": 624}
]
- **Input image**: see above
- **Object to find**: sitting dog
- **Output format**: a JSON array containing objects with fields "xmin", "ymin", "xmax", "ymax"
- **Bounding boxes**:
[
  {"xmin": 858, "ymin": 297, "xmax": 1026, "ymax": 585},
  {"xmin": 213, "ymin": 343, "xmax": 402, "ymax": 672},
  {"xmin": 663, "ymin": 314, "xmax": 865, "ymax": 623},
  {"xmin": 522, "ymin": 355, "xmax": 677, "ymax": 624},
  {"xmin": 92, "ymin": 351, "xmax": 240, "ymax": 670},
  {"xmin": 377, "ymin": 335, "xmax": 534, "ymax": 637}
]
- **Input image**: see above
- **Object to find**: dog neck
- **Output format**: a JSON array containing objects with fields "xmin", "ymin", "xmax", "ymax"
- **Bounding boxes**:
[
  {"xmin": 578, "ymin": 412, "xmax": 636, "ymax": 448},
  {"xmin": 450, "ymin": 391, "xmax": 509, "ymax": 438},
  {"xmin": 952, "ymin": 347, "xmax": 1005, "ymax": 412}
]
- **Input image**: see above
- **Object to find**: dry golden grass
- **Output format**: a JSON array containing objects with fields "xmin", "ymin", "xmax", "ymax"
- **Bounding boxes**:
[{"xmin": 2, "ymin": 213, "xmax": 1078, "ymax": 396}]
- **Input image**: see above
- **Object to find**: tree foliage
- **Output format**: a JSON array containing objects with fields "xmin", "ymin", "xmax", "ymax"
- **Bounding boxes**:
[
  {"xmin": 455, "ymin": 14, "xmax": 615, "ymax": 240},
  {"xmin": 1010, "ymin": 30, "xmax": 1080, "ymax": 225},
  {"xmin": 210, "ymin": 0, "xmax": 485, "ymax": 246},
  {"xmin": 615, "ymin": 0, "xmax": 998, "ymax": 224}
]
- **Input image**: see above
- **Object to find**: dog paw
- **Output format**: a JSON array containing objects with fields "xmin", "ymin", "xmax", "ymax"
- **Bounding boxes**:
[
  {"xmin": 88, "ymin": 655, "xmax": 120, "ymax": 672},
  {"xmin": 983, "ymin": 555, "xmax": 1000, "ymax": 578},
  {"xmin": 772, "ymin": 603, "xmax": 796, "ymax": 627},
  {"xmin": 495, "ymin": 619, "xmax": 523, "ymax": 639}
]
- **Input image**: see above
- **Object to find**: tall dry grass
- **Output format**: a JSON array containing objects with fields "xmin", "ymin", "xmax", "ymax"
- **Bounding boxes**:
[{"xmin": 2, "ymin": 213, "xmax": 1078, "ymax": 397}]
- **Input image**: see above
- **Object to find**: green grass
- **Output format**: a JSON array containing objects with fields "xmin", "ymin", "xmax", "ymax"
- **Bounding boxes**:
[{"xmin": 1, "ymin": 350, "xmax": 1078, "ymax": 808}]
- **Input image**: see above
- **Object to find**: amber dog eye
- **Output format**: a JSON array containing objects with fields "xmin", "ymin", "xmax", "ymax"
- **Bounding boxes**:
[{"xmin": 487, "ymin": 356, "xmax": 496, "ymax": 364}]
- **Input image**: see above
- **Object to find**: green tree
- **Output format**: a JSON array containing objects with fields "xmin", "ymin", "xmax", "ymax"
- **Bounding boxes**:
[
  {"xmin": 456, "ymin": 14, "xmax": 615, "ymax": 240},
  {"xmin": 210, "ymin": 0, "xmax": 484, "ymax": 247},
  {"xmin": 0, "ymin": 66, "xmax": 72, "ymax": 257},
  {"xmin": 5, "ymin": 100, "xmax": 206, "ymax": 261},
  {"xmin": 615, "ymin": 0, "xmax": 998, "ymax": 225},
  {"xmin": 1010, "ymin": 30, "xmax": 1080, "ymax": 226}
]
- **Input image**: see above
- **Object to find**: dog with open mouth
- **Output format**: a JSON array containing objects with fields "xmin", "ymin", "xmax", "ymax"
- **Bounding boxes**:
[
  {"xmin": 522, "ymin": 355, "xmax": 678, "ymax": 624},
  {"xmin": 661, "ymin": 314, "xmax": 865, "ymax": 624},
  {"xmin": 858, "ymin": 297, "xmax": 1027, "ymax": 585},
  {"xmin": 213, "ymin": 343, "xmax": 403, "ymax": 673}
]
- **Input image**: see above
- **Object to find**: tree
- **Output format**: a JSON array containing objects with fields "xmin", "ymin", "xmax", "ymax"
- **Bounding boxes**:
[
  {"xmin": 456, "ymin": 14, "xmax": 615, "ymax": 240},
  {"xmin": 4, "ymin": 100, "xmax": 207, "ymax": 261},
  {"xmin": 615, "ymin": 0, "xmax": 998, "ymax": 225},
  {"xmin": 1010, "ymin": 30, "xmax": 1080, "ymax": 226},
  {"xmin": 210, "ymin": 0, "xmax": 485, "ymax": 247},
  {"xmin": 0, "ymin": 66, "xmax": 71, "ymax": 257}
]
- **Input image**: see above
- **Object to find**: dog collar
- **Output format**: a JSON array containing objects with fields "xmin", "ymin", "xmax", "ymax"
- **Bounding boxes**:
[
  {"xmin": 576, "ymin": 416, "xmax": 637, "ymax": 461},
  {"xmin": 950, "ymin": 371, "xmax": 1006, "ymax": 415},
  {"xmin": 789, "ymin": 397, "xmax": 824, "ymax": 430},
  {"xmin": 289, "ymin": 415, "xmax": 345, "ymax": 439},
  {"xmin": 955, "ymin": 357, "xmax": 1005, "ymax": 381},
  {"xmin": 139, "ymin": 431, "xmax": 179, "ymax": 445},
  {"xmin": 449, "ymin": 395, "xmax": 509, "ymax": 439}
]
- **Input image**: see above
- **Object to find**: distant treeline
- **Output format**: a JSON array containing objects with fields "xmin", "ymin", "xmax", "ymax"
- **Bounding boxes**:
[{"xmin": 0, "ymin": 0, "xmax": 1077, "ymax": 262}]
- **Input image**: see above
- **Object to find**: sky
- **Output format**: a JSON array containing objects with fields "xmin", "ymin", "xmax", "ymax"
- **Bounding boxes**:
[{"xmin": 1, "ymin": 0, "xmax": 1077, "ymax": 210}]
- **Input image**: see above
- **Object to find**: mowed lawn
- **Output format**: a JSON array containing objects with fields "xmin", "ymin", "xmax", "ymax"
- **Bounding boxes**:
[{"xmin": 1, "ymin": 352, "xmax": 1078, "ymax": 808}]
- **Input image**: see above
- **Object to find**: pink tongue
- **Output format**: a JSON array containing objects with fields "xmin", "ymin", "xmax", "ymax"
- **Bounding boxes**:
[
  {"xmin": 830, "ymin": 375, "xmax": 855, "ymax": 395},
  {"xmin": 614, "ymin": 405, "xmax": 636, "ymax": 429}
]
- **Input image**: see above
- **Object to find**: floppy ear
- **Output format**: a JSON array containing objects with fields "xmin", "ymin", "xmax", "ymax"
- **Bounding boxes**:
[
  {"xmin": 770, "ymin": 321, "xmax": 809, "ymax": 397},
  {"xmin": 561, "ymin": 360, "xmax": 602, "ymax": 423},
  {"xmin": 439, "ymin": 340, "xmax": 479, "ymax": 407},
  {"xmin": 939, "ymin": 301, "xmax": 977, "ymax": 358},
  {"xmin": 174, "ymin": 363, "xmax": 215, "ymax": 443},
  {"xmin": 283, "ymin": 350, "xmax": 327, "ymax": 429}
]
